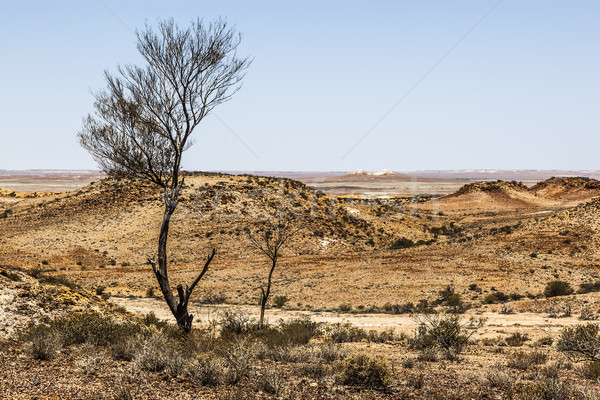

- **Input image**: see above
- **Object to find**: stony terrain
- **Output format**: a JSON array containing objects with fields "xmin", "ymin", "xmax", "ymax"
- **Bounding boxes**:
[{"xmin": 1, "ymin": 173, "xmax": 600, "ymax": 399}]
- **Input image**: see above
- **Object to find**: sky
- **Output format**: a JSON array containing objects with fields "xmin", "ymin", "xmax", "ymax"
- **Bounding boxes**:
[{"xmin": 0, "ymin": 1, "xmax": 599, "ymax": 172}]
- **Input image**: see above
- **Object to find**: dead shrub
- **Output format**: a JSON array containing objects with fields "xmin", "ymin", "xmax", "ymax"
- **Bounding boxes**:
[
  {"xmin": 221, "ymin": 338, "xmax": 254, "ymax": 384},
  {"xmin": 257, "ymin": 368, "xmax": 285, "ymax": 395},
  {"xmin": 506, "ymin": 332, "xmax": 529, "ymax": 347},
  {"xmin": 557, "ymin": 323, "xmax": 600, "ymax": 362},
  {"xmin": 28, "ymin": 326, "xmax": 63, "ymax": 360},
  {"xmin": 299, "ymin": 361, "xmax": 330, "ymax": 379},
  {"xmin": 506, "ymin": 350, "xmax": 548, "ymax": 371},
  {"xmin": 410, "ymin": 313, "xmax": 485, "ymax": 360},
  {"xmin": 575, "ymin": 361, "xmax": 600, "ymax": 380},
  {"xmin": 325, "ymin": 322, "xmax": 367, "ymax": 343},
  {"xmin": 132, "ymin": 332, "xmax": 188, "ymax": 376},
  {"xmin": 580, "ymin": 306, "xmax": 598, "ymax": 321},
  {"xmin": 186, "ymin": 355, "xmax": 223, "ymax": 386},
  {"xmin": 479, "ymin": 363, "xmax": 515, "ymax": 389}
]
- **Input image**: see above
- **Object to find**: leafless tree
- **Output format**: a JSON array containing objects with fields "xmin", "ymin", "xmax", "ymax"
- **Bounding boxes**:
[
  {"xmin": 78, "ymin": 18, "xmax": 251, "ymax": 332},
  {"xmin": 247, "ymin": 211, "xmax": 298, "ymax": 329}
]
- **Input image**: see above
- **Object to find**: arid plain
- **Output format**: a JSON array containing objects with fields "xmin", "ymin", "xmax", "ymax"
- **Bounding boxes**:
[{"xmin": 1, "ymin": 170, "xmax": 600, "ymax": 399}]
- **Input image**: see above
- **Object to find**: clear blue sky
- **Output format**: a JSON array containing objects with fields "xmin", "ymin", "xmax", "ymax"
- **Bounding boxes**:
[{"xmin": 0, "ymin": 1, "xmax": 599, "ymax": 171}]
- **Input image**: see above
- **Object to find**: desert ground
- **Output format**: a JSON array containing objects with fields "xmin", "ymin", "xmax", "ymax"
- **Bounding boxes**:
[{"xmin": 1, "ymin": 171, "xmax": 600, "ymax": 399}]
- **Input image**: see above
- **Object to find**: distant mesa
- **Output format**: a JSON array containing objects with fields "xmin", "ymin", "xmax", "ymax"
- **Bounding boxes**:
[
  {"xmin": 320, "ymin": 169, "xmax": 436, "ymax": 182},
  {"xmin": 348, "ymin": 169, "xmax": 396, "ymax": 176}
]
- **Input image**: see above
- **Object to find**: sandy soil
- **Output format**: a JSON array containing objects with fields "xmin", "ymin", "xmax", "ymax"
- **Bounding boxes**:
[{"xmin": 111, "ymin": 296, "xmax": 587, "ymax": 340}]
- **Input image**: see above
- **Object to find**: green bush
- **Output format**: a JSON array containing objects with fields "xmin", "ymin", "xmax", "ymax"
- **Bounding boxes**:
[
  {"xmin": 278, "ymin": 316, "xmax": 321, "ymax": 345},
  {"xmin": 335, "ymin": 353, "xmax": 391, "ymax": 388},
  {"xmin": 544, "ymin": 280, "xmax": 573, "ymax": 298},
  {"xmin": 337, "ymin": 303, "xmax": 352, "ymax": 313},
  {"xmin": 367, "ymin": 328, "xmax": 397, "ymax": 343},
  {"xmin": 142, "ymin": 312, "xmax": 168, "ymax": 330}
]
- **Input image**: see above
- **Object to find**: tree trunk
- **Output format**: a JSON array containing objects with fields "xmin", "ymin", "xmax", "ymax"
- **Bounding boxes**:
[
  {"xmin": 259, "ymin": 257, "xmax": 277, "ymax": 329},
  {"xmin": 152, "ymin": 191, "xmax": 192, "ymax": 332}
]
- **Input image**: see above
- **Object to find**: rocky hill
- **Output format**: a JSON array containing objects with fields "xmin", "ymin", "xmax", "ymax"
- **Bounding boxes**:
[
  {"xmin": 0, "ymin": 173, "xmax": 429, "ymax": 269},
  {"xmin": 435, "ymin": 180, "xmax": 542, "ymax": 211},
  {"xmin": 531, "ymin": 177, "xmax": 600, "ymax": 200}
]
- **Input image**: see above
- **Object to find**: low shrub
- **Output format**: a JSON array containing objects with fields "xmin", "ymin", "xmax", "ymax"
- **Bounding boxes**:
[
  {"xmin": 326, "ymin": 322, "xmax": 367, "ymax": 343},
  {"xmin": 410, "ymin": 313, "xmax": 485, "ymax": 359},
  {"xmin": 277, "ymin": 316, "xmax": 321, "ymax": 345},
  {"xmin": 479, "ymin": 363, "xmax": 515, "ymax": 389},
  {"xmin": 199, "ymin": 291, "xmax": 227, "ymax": 305},
  {"xmin": 28, "ymin": 325, "xmax": 63, "ymax": 360},
  {"xmin": 505, "ymin": 332, "xmax": 529, "ymax": 346},
  {"xmin": 0, "ymin": 270, "xmax": 21, "ymax": 281},
  {"xmin": 575, "ymin": 361, "xmax": 600, "ymax": 381},
  {"xmin": 337, "ymin": 303, "xmax": 352, "ymax": 313},
  {"xmin": 557, "ymin": 323, "xmax": 600, "ymax": 361},
  {"xmin": 257, "ymin": 369, "xmax": 285, "ymax": 395},
  {"xmin": 367, "ymin": 328, "xmax": 396, "ymax": 343},
  {"xmin": 505, "ymin": 378, "xmax": 571, "ymax": 400},
  {"xmin": 26, "ymin": 312, "xmax": 140, "ymax": 348},
  {"xmin": 544, "ymin": 280, "xmax": 574, "ymax": 298},
  {"xmin": 142, "ymin": 312, "xmax": 168, "ymax": 330},
  {"xmin": 506, "ymin": 350, "xmax": 547, "ymax": 370},
  {"xmin": 579, "ymin": 281, "xmax": 600, "ymax": 294},
  {"xmin": 272, "ymin": 295, "xmax": 289, "ymax": 308},
  {"xmin": 381, "ymin": 302, "xmax": 414, "ymax": 314},
  {"xmin": 335, "ymin": 353, "xmax": 391, "ymax": 388},
  {"xmin": 580, "ymin": 306, "xmax": 598, "ymax": 321},
  {"xmin": 186, "ymin": 355, "xmax": 223, "ymax": 386},
  {"xmin": 39, "ymin": 275, "xmax": 78, "ymax": 289},
  {"xmin": 299, "ymin": 361, "xmax": 330, "ymax": 379},
  {"xmin": 483, "ymin": 291, "xmax": 509, "ymax": 304},
  {"xmin": 132, "ymin": 332, "xmax": 187, "ymax": 375},
  {"xmin": 219, "ymin": 311, "xmax": 258, "ymax": 338},
  {"xmin": 220, "ymin": 338, "xmax": 254, "ymax": 384}
]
